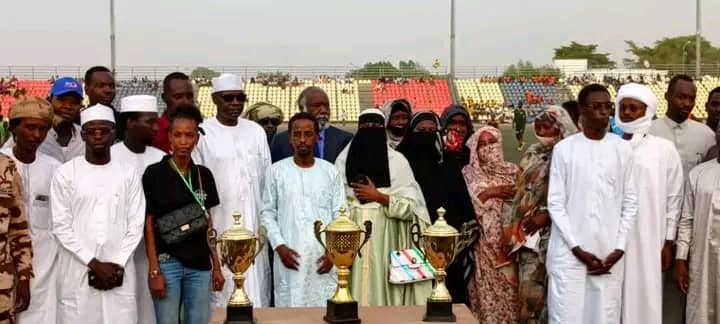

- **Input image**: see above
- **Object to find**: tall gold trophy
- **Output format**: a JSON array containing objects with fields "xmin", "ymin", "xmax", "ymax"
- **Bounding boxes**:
[
  {"xmin": 411, "ymin": 207, "xmax": 475, "ymax": 322},
  {"xmin": 220, "ymin": 212, "xmax": 266, "ymax": 324},
  {"xmin": 314, "ymin": 207, "xmax": 372, "ymax": 324}
]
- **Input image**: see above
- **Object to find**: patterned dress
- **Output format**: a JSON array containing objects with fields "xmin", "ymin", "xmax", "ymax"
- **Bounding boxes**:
[{"xmin": 463, "ymin": 126, "xmax": 519, "ymax": 323}]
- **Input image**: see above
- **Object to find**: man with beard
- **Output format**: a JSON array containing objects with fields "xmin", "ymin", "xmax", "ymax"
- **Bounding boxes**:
[
  {"xmin": 2, "ymin": 97, "xmax": 59, "ymax": 324},
  {"xmin": 547, "ymin": 84, "xmax": 638, "ymax": 324},
  {"xmin": 648, "ymin": 75, "xmax": 714, "ymax": 324},
  {"xmin": 381, "ymin": 99, "xmax": 412, "ymax": 149},
  {"xmin": 51, "ymin": 104, "xmax": 145, "ymax": 324},
  {"xmin": 613, "ymin": 84, "xmax": 683, "ymax": 324},
  {"xmin": 154, "ymin": 72, "xmax": 194, "ymax": 153},
  {"xmin": 3, "ymin": 77, "xmax": 85, "ymax": 162},
  {"xmin": 270, "ymin": 87, "xmax": 352, "ymax": 163},
  {"xmin": 192, "ymin": 73, "xmax": 271, "ymax": 308},
  {"xmin": 260, "ymin": 112, "xmax": 346, "ymax": 307},
  {"xmin": 334, "ymin": 109, "xmax": 431, "ymax": 306},
  {"xmin": 111, "ymin": 95, "xmax": 164, "ymax": 324},
  {"xmin": 244, "ymin": 102, "xmax": 284, "ymax": 144}
]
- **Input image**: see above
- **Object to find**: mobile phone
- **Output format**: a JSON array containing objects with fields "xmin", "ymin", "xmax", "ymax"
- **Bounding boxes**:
[{"xmin": 351, "ymin": 174, "xmax": 369, "ymax": 185}]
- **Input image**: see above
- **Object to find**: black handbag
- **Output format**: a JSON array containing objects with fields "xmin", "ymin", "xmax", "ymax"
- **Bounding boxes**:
[{"xmin": 155, "ymin": 162, "xmax": 210, "ymax": 245}]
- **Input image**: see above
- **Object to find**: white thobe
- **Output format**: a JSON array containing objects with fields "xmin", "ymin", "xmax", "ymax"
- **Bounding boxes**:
[
  {"xmin": 3, "ymin": 124, "xmax": 85, "ymax": 163},
  {"xmin": 649, "ymin": 117, "xmax": 714, "ymax": 176},
  {"xmin": 260, "ymin": 158, "xmax": 346, "ymax": 307},
  {"xmin": 0, "ymin": 149, "xmax": 61, "ymax": 324},
  {"xmin": 193, "ymin": 117, "xmax": 272, "ymax": 308},
  {"xmin": 51, "ymin": 157, "xmax": 146, "ymax": 324},
  {"xmin": 620, "ymin": 135, "xmax": 683, "ymax": 324},
  {"xmin": 547, "ymin": 133, "xmax": 638, "ymax": 324},
  {"xmin": 676, "ymin": 160, "xmax": 720, "ymax": 324},
  {"xmin": 110, "ymin": 142, "xmax": 164, "ymax": 324}
]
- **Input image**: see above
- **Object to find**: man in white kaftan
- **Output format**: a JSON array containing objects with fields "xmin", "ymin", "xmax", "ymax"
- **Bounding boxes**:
[
  {"xmin": 260, "ymin": 113, "xmax": 346, "ymax": 307},
  {"xmin": 547, "ymin": 85, "xmax": 638, "ymax": 324},
  {"xmin": 51, "ymin": 104, "xmax": 146, "ymax": 324},
  {"xmin": 110, "ymin": 95, "xmax": 164, "ymax": 324},
  {"xmin": 614, "ymin": 83, "xmax": 684, "ymax": 324},
  {"xmin": 675, "ymin": 126, "xmax": 720, "ymax": 324},
  {"xmin": 2, "ymin": 97, "xmax": 62, "ymax": 324},
  {"xmin": 192, "ymin": 74, "xmax": 271, "ymax": 307}
]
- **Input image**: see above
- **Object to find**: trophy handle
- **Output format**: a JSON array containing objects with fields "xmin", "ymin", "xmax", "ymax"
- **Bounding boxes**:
[
  {"xmin": 253, "ymin": 226, "xmax": 268, "ymax": 263},
  {"xmin": 410, "ymin": 223, "xmax": 426, "ymax": 260},
  {"xmin": 314, "ymin": 220, "xmax": 327, "ymax": 252},
  {"xmin": 356, "ymin": 220, "xmax": 372, "ymax": 258}
]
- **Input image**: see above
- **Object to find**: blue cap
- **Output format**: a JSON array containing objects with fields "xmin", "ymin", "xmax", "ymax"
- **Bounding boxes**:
[{"xmin": 50, "ymin": 77, "xmax": 83, "ymax": 97}]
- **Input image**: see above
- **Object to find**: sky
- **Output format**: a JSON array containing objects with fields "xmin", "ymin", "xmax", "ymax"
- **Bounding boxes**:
[{"xmin": 1, "ymin": 0, "xmax": 717, "ymax": 70}]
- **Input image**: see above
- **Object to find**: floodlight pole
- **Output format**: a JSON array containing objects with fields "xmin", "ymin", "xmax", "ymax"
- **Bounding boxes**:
[
  {"xmin": 450, "ymin": 0, "xmax": 456, "ymax": 80},
  {"xmin": 696, "ymin": 0, "xmax": 701, "ymax": 79},
  {"xmin": 110, "ymin": 0, "xmax": 117, "ymax": 74}
]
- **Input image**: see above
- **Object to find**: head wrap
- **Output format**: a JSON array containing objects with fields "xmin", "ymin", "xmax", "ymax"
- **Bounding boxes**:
[
  {"xmin": 120, "ymin": 95, "xmax": 158, "ymax": 113},
  {"xmin": 346, "ymin": 109, "xmax": 390, "ymax": 188},
  {"xmin": 212, "ymin": 73, "xmax": 244, "ymax": 93},
  {"xmin": 396, "ymin": 111, "xmax": 443, "ymax": 200},
  {"xmin": 381, "ymin": 99, "xmax": 412, "ymax": 148},
  {"xmin": 8, "ymin": 96, "xmax": 54, "ymax": 123},
  {"xmin": 440, "ymin": 104, "xmax": 474, "ymax": 140},
  {"xmin": 614, "ymin": 83, "xmax": 658, "ymax": 136},
  {"xmin": 533, "ymin": 105, "xmax": 579, "ymax": 146},
  {"xmin": 243, "ymin": 102, "xmax": 284, "ymax": 122},
  {"xmin": 81, "ymin": 104, "xmax": 115, "ymax": 126}
]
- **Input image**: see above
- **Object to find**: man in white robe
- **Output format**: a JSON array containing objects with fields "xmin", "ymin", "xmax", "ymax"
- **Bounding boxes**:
[
  {"xmin": 547, "ymin": 84, "xmax": 638, "ymax": 324},
  {"xmin": 260, "ymin": 112, "xmax": 345, "ymax": 307},
  {"xmin": 1, "ymin": 97, "xmax": 61, "ymax": 324},
  {"xmin": 51, "ymin": 104, "xmax": 146, "ymax": 324},
  {"xmin": 674, "ymin": 124, "xmax": 720, "ymax": 324},
  {"xmin": 192, "ymin": 73, "xmax": 272, "ymax": 307},
  {"xmin": 111, "ymin": 95, "xmax": 164, "ymax": 324},
  {"xmin": 613, "ymin": 83, "xmax": 684, "ymax": 324}
]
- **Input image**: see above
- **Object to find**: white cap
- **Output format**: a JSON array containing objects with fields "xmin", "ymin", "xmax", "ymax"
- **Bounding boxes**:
[
  {"xmin": 120, "ymin": 95, "xmax": 158, "ymax": 113},
  {"xmin": 212, "ymin": 73, "xmax": 244, "ymax": 93},
  {"xmin": 81, "ymin": 104, "xmax": 116, "ymax": 126}
]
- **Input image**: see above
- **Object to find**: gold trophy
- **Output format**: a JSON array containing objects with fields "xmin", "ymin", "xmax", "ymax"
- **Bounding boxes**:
[
  {"xmin": 220, "ymin": 212, "xmax": 266, "ymax": 324},
  {"xmin": 314, "ymin": 207, "xmax": 372, "ymax": 324},
  {"xmin": 411, "ymin": 207, "xmax": 475, "ymax": 322}
]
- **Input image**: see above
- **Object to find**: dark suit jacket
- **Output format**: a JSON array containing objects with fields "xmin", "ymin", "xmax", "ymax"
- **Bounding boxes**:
[{"xmin": 270, "ymin": 126, "xmax": 353, "ymax": 163}]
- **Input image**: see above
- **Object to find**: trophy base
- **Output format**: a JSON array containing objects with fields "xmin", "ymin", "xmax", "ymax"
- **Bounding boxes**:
[
  {"xmin": 225, "ymin": 304, "xmax": 256, "ymax": 324},
  {"xmin": 423, "ymin": 300, "xmax": 456, "ymax": 322},
  {"xmin": 323, "ymin": 300, "xmax": 361, "ymax": 324}
]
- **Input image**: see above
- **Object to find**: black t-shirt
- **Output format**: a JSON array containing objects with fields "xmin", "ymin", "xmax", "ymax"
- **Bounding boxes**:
[{"xmin": 142, "ymin": 156, "xmax": 220, "ymax": 270}]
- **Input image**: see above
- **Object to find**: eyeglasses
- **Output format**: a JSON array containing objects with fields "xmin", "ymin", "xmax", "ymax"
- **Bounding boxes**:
[
  {"xmin": 258, "ymin": 118, "xmax": 281, "ymax": 126},
  {"xmin": 583, "ymin": 102, "xmax": 615, "ymax": 111},
  {"xmin": 222, "ymin": 94, "xmax": 247, "ymax": 103}
]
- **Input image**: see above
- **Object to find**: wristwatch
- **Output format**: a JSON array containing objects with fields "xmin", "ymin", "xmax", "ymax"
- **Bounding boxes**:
[{"xmin": 149, "ymin": 269, "xmax": 162, "ymax": 279}]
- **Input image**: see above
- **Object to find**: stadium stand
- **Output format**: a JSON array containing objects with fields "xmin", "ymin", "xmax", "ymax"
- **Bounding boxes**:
[{"xmin": 371, "ymin": 79, "xmax": 452, "ymax": 114}]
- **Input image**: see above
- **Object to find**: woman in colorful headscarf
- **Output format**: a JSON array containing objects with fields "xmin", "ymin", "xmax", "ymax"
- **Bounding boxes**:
[
  {"xmin": 503, "ymin": 106, "xmax": 578, "ymax": 323},
  {"xmin": 463, "ymin": 126, "xmax": 519, "ymax": 323}
]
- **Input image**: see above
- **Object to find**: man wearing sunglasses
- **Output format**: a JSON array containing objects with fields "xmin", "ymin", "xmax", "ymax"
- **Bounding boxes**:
[
  {"xmin": 192, "ymin": 73, "xmax": 272, "ymax": 309},
  {"xmin": 243, "ymin": 102, "xmax": 284, "ymax": 144}
]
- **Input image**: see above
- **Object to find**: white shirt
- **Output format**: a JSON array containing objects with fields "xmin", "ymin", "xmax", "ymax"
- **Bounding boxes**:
[
  {"xmin": 3, "ymin": 124, "xmax": 85, "ymax": 163},
  {"xmin": 192, "ymin": 117, "xmax": 272, "ymax": 308},
  {"xmin": 649, "ymin": 117, "xmax": 715, "ymax": 175},
  {"xmin": 51, "ymin": 157, "xmax": 145, "ymax": 324},
  {"xmin": 110, "ymin": 142, "xmax": 164, "ymax": 174},
  {"xmin": 0, "ymin": 149, "xmax": 61, "ymax": 324}
]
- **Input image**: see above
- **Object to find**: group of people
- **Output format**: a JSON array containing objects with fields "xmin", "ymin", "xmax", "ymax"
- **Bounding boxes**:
[{"xmin": 0, "ymin": 65, "xmax": 719, "ymax": 324}]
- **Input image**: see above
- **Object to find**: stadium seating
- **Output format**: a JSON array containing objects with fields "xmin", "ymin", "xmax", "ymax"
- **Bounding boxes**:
[
  {"xmin": 371, "ymin": 79, "xmax": 452, "ymax": 114},
  {"xmin": 112, "ymin": 83, "xmax": 163, "ymax": 110}
]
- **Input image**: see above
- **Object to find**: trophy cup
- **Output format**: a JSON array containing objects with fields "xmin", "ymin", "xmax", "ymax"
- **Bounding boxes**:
[
  {"xmin": 314, "ymin": 207, "xmax": 372, "ymax": 324},
  {"xmin": 220, "ymin": 212, "xmax": 266, "ymax": 324},
  {"xmin": 411, "ymin": 207, "xmax": 474, "ymax": 322}
]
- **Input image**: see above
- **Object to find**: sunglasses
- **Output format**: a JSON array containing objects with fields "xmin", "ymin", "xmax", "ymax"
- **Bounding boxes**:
[
  {"xmin": 258, "ymin": 118, "xmax": 281, "ymax": 126},
  {"xmin": 222, "ymin": 93, "xmax": 247, "ymax": 103}
]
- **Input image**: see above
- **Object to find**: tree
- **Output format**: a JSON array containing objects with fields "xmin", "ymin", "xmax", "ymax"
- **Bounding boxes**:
[
  {"xmin": 625, "ymin": 35, "xmax": 720, "ymax": 74},
  {"xmin": 554, "ymin": 42, "xmax": 616, "ymax": 68},
  {"xmin": 347, "ymin": 61, "xmax": 401, "ymax": 79},
  {"xmin": 398, "ymin": 60, "xmax": 431, "ymax": 77},
  {"xmin": 190, "ymin": 67, "xmax": 220, "ymax": 80},
  {"xmin": 503, "ymin": 60, "xmax": 561, "ymax": 77}
]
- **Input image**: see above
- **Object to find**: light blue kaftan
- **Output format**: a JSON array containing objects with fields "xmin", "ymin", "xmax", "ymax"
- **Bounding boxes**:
[{"xmin": 260, "ymin": 157, "xmax": 347, "ymax": 307}]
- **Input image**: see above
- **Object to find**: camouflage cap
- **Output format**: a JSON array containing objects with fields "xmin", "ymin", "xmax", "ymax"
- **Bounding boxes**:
[{"xmin": 8, "ymin": 96, "xmax": 54, "ymax": 123}]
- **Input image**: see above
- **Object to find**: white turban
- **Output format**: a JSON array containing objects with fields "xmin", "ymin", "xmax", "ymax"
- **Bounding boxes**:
[
  {"xmin": 120, "ymin": 95, "xmax": 158, "ymax": 113},
  {"xmin": 615, "ymin": 83, "xmax": 658, "ymax": 141},
  {"xmin": 81, "ymin": 104, "xmax": 115, "ymax": 126},
  {"xmin": 212, "ymin": 73, "xmax": 244, "ymax": 93}
]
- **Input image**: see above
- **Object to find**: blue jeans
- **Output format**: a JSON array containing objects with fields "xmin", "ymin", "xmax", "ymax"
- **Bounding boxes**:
[{"xmin": 154, "ymin": 254, "xmax": 211, "ymax": 324}]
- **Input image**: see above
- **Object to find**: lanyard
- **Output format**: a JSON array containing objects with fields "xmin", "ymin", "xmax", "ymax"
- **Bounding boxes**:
[{"xmin": 170, "ymin": 159, "xmax": 206, "ymax": 212}]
